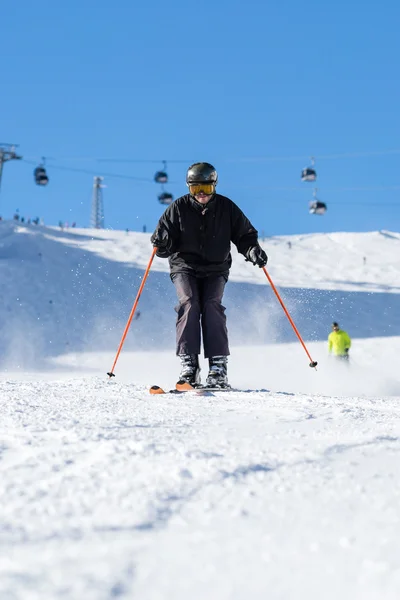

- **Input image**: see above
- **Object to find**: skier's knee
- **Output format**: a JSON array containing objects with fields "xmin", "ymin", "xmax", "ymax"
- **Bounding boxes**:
[
  {"xmin": 176, "ymin": 298, "xmax": 201, "ymax": 316},
  {"xmin": 203, "ymin": 299, "xmax": 225, "ymax": 313}
]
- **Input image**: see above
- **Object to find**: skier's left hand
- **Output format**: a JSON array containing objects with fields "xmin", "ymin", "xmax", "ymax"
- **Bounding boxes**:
[{"xmin": 246, "ymin": 245, "xmax": 268, "ymax": 268}]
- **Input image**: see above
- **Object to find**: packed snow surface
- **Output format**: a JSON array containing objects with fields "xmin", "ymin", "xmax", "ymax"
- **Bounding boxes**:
[{"xmin": 1, "ymin": 223, "xmax": 400, "ymax": 599}]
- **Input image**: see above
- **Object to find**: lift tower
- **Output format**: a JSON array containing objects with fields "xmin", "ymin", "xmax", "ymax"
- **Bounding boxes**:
[
  {"xmin": 91, "ymin": 176, "xmax": 104, "ymax": 229},
  {"xmin": 0, "ymin": 143, "xmax": 22, "ymax": 195}
]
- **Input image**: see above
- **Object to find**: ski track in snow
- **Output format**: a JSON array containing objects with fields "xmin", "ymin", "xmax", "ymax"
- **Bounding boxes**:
[{"xmin": 1, "ymin": 378, "xmax": 400, "ymax": 599}]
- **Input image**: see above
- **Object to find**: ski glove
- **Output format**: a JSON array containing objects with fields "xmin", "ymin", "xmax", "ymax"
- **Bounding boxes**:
[
  {"xmin": 152, "ymin": 229, "xmax": 170, "ymax": 258},
  {"xmin": 246, "ymin": 245, "xmax": 268, "ymax": 268},
  {"xmin": 152, "ymin": 229, "xmax": 168, "ymax": 248},
  {"xmin": 155, "ymin": 247, "xmax": 170, "ymax": 258}
]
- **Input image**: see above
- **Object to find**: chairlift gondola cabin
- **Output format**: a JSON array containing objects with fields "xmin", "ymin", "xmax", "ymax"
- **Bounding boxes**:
[
  {"xmin": 34, "ymin": 165, "xmax": 49, "ymax": 186},
  {"xmin": 154, "ymin": 161, "xmax": 168, "ymax": 184},
  {"xmin": 309, "ymin": 187, "xmax": 326, "ymax": 215},
  {"xmin": 154, "ymin": 171, "xmax": 168, "ymax": 184},
  {"xmin": 301, "ymin": 156, "xmax": 317, "ymax": 182},
  {"xmin": 158, "ymin": 191, "xmax": 173, "ymax": 205},
  {"xmin": 309, "ymin": 201, "xmax": 327, "ymax": 215}
]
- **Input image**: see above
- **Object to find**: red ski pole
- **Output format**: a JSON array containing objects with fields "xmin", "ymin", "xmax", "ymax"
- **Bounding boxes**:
[
  {"xmin": 262, "ymin": 267, "xmax": 318, "ymax": 369},
  {"xmin": 107, "ymin": 247, "xmax": 157, "ymax": 378}
]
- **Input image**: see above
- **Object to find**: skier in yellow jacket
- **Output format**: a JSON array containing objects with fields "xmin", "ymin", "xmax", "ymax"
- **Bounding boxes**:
[{"xmin": 328, "ymin": 322, "xmax": 351, "ymax": 360}]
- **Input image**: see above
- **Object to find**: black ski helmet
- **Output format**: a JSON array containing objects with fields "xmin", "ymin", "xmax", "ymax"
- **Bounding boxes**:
[{"xmin": 186, "ymin": 162, "xmax": 218, "ymax": 186}]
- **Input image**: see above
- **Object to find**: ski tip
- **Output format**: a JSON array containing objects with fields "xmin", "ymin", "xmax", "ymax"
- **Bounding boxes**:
[{"xmin": 149, "ymin": 385, "xmax": 166, "ymax": 395}]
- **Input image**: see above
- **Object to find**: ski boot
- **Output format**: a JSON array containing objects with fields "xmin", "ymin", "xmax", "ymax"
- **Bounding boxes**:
[
  {"xmin": 205, "ymin": 356, "xmax": 229, "ymax": 389},
  {"xmin": 176, "ymin": 354, "xmax": 201, "ymax": 389}
]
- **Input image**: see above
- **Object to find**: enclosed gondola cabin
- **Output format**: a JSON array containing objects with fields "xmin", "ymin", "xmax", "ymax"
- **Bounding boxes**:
[
  {"xmin": 309, "ymin": 201, "xmax": 327, "ymax": 215},
  {"xmin": 301, "ymin": 156, "xmax": 317, "ymax": 182},
  {"xmin": 158, "ymin": 192, "xmax": 173, "ymax": 205},
  {"xmin": 154, "ymin": 171, "xmax": 168, "ymax": 184},
  {"xmin": 301, "ymin": 167, "xmax": 317, "ymax": 182},
  {"xmin": 34, "ymin": 166, "xmax": 49, "ymax": 186}
]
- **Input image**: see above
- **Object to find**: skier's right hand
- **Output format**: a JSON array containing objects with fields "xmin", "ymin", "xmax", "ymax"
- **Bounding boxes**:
[
  {"xmin": 151, "ymin": 229, "xmax": 170, "ymax": 257},
  {"xmin": 152, "ymin": 228, "xmax": 168, "ymax": 248}
]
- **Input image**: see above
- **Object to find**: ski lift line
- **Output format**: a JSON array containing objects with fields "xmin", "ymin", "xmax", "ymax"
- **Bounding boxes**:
[
  {"xmin": 23, "ymin": 156, "xmax": 95, "ymax": 162},
  {"xmin": 325, "ymin": 201, "xmax": 400, "ymax": 206},
  {"xmin": 325, "ymin": 186, "xmax": 400, "ymax": 192},
  {"xmin": 19, "ymin": 148, "xmax": 400, "ymax": 164},
  {"xmin": 76, "ymin": 149, "xmax": 400, "ymax": 163},
  {"xmin": 20, "ymin": 156, "xmax": 193, "ymax": 164},
  {"xmin": 227, "ymin": 186, "xmax": 400, "ymax": 196},
  {"xmin": 21, "ymin": 160, "xmax": 154, "ymax": 183},
  {"xmin": 97, "ymin": 159, "xmax": 192, "ymax": 164},
  {"xmin": 225, "ymin": 149, "xmax": 400, "ymax": 163},
  {"xmin": 250, "ymin": 195, "xmax": 400, "ymax": 207},
  {"xmin": 234, "ymin": 185, "xmax": 400, "ymax": 192},
  {"xmin": 17, "ymin": 160, "xmax": 400, "ymax": 197},
  {"xmin": 78, "ymin": 149, "xmax": 400, "ymax": 163}
]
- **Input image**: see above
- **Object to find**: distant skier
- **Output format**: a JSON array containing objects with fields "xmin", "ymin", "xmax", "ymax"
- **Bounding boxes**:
[
  {"xmin": 328, "ymin": 322, "xmax": 351, "ymax": 361},
  {"xmin": 151, "ymin": 162, "xmax": 268, "ymax": 388}
]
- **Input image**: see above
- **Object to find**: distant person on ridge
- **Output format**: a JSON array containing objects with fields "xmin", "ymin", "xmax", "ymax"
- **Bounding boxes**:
[
  {"xmin": 328, "ymin": 322, "xmax": 351, "ymax": 361},
  {"xmin": 151, "ymin": 162, "xmax": 268, "ymax": 389}
]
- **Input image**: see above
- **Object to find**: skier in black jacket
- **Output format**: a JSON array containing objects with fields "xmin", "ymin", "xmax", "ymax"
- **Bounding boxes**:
[{"xmin": 151, "ymin": 162, "xmax": 268, "ymax": 388}]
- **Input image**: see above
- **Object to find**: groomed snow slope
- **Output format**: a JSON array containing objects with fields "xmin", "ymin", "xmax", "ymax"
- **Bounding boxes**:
[{"xmin": 1, "ymin": 222, "xmax": 400, "ymax": 600}]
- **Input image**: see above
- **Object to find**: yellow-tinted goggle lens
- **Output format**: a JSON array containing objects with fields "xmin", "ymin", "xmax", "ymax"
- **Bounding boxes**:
[{"xmin": 189, "ymin": 183, "xmax": 215, "ymax": 195}]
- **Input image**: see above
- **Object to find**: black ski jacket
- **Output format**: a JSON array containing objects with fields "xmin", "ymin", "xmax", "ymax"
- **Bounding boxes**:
[{"xmin": 151, "ymin": 193, "xmax": 259, "ymax": 275}]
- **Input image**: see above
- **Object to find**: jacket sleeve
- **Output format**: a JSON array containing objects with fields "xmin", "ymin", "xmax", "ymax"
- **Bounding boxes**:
[
  {"xmin": 230, "ymin": 201, "xmax": 259, "ymax": 256},
  {"xmin": 150, "ymin": 203, "xmax": 181, "ymax": 257},
  {"xmin": 344, "ymin": 333, "xmax": 351, "ymax": 349},
  {"xmin": 328, "ymin": 333, "xmax": 333, "ymax": 353}
]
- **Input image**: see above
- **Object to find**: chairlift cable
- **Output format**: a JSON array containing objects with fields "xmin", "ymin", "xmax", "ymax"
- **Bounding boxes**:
[{"xmin": 22, "ymin": 159, "xmax": 154, "ymax": 183}]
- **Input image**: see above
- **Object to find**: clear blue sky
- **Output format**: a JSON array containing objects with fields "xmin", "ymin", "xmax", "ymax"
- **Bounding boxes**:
[{"xmin": 2, "ymin": 0, "xmax": 400, "ymax": 236}]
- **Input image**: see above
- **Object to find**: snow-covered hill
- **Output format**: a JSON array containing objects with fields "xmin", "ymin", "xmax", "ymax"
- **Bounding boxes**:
[
  {"xmin": 1, "ymin": 221, "xmax": 400, "ymax": 600},
  {"xmin": 1, "ymin": 221, "xmax": 400, "ymax": 367}
]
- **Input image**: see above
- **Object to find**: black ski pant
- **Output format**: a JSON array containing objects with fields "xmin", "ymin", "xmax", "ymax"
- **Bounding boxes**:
[{"xmin": 171, "ymin": 272, "xmax": 229, "ymax": 359}]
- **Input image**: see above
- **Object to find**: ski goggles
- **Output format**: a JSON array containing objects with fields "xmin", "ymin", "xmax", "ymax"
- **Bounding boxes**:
[{"xmin": 188, "ymin": 183, "xmax": 215, "ymax": 196}]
